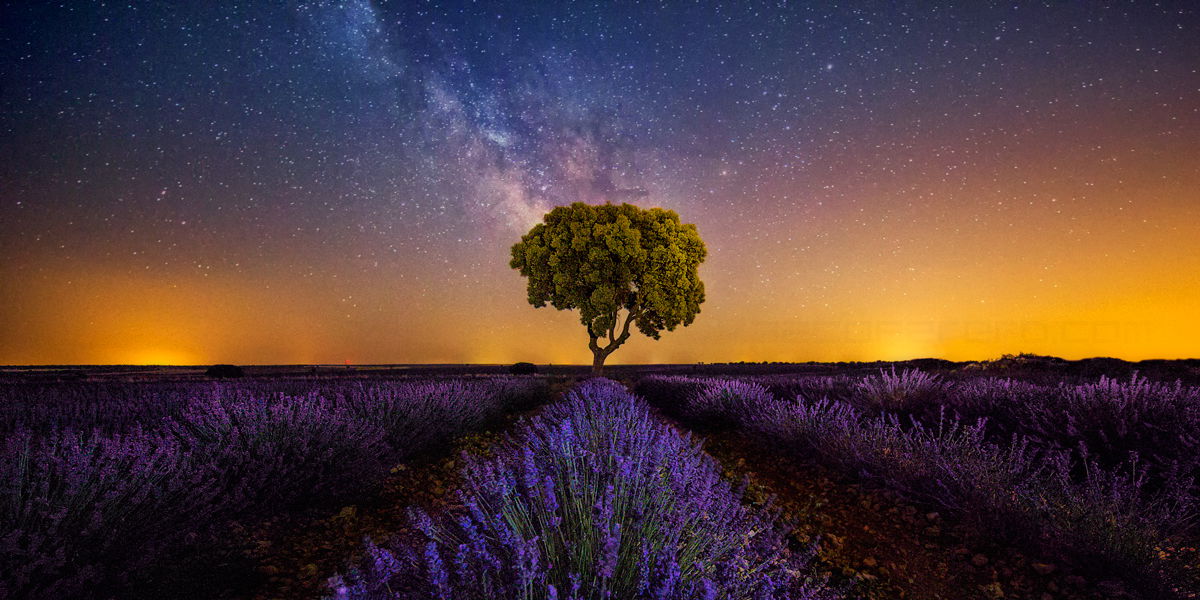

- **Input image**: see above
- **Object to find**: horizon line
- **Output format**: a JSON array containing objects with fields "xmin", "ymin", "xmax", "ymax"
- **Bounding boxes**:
[{"xmin": 3, "ymin": 355, "xmax": 1199, "ymax": 369}]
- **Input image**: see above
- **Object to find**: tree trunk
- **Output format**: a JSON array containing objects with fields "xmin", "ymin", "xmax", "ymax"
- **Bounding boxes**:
[{"xmin": 591, "ymin": 350, "xmax": 608, "ymax": 375}]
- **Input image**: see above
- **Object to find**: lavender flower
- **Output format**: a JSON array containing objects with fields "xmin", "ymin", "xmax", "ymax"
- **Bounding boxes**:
[
  {"xmin": 0, "ymin": 376, "xmax": 546, "ymax": 597},
  {"xmin": 598, "ymin": 523, "xmax": 621, "ymax": 579},
  {"xmin": 635, "ymin": 372, "xmax": 1199, "ymax": 595},
  {"xmin": 327, "ymin": 378, "xmax": 836, "ymax": 599}
]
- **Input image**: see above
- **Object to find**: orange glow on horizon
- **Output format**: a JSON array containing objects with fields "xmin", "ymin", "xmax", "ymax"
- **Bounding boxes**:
[
  {"xmin": 3, "ymin": 89, "xmax": 1198, "ymax": 366},
  {"xmin": 3, "ymin": 197, "xmax": 1198, "ymax": 367}
]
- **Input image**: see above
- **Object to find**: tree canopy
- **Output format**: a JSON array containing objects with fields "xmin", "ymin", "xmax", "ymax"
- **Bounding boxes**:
[{"xmin": 510, "ymin": 202, "xmax": 706, "ymax": 372}]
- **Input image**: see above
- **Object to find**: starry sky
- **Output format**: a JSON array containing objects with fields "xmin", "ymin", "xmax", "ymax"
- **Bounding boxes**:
[{"xmin": 2, "ymin": 1, "xmax": 1198, "ymax": 365}]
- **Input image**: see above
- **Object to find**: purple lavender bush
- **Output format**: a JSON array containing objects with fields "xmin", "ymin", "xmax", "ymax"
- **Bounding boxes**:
[
  {"xmin": 341, "ymin": 378, "xmax": 546, "ymax": 452},
  {"xmin": 1043, "ymin": 455, "xmax": 1196, "ymax": 575},
  {"xmin": 754, "ymin": 374, "xmax": 857, "ymax": 405},
  {"xmin": 1021, "ymin": 375, "xmax": 1200, "ymax": 483},
  {"xmin": 0, "ymin": 380, "xmax": 216, "ymax": 435},
  {"xmin": 0, "ymin": 376, "xmax": 547, "ymax": 437},
  {"xmin": 774, "ymin": 399, "xmax": 1195, "ymax": 575},
  {"xmin": 952, "ymin": 375, "xmax": 1200, "ymax": 530},
  {"xmin": 631, "ymin": 375, "xmax": 713, "ymax": 411},
  {"xmin": 849, "ymin": 367, "xmax": 949, "ymax": 416},
  {"xmin": 746, "ymin": 397, "xmax": 1051, "ymax": 532},
  {"xmin": 640, "ymin": 375, "xmax": 1197, "ymax": 593},
  {"xmin": 166, "ymin": 393, "xmax": 393, "ymax": 517},
  {"xmin": 329, "ymin": 379, "xmax": 840, "ymax": 600},
  {"xmin": 683, "ymin": 379, "xmax": 774, "ymax": 431},
  {"xmin": 0, "ymin": 428, "xmax": 221, "ymax": 598},
  {"xmin": 947, "ymin": 377, "xmax": 1048, "ymax": 438},
  {"xmin": 0, "ymin": 377, "xmax": 548, "ymax": 597}
]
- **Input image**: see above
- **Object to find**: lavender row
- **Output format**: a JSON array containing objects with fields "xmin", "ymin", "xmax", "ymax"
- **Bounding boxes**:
[
  {"xmin": 329, "ymin": 379, "xmax": 841, "ymax": 600},
  {"xmin": 0, "ymin": 377, "xmax": 548, "ymax": 598},
  {"xmin": 849, "ymin": 369, "xmax": 1200, "ymax": 485},
  {"xmin": 0, "ymin": 376, "xmax": 522, "ymax": 435},
  {"xmin": 635, "ymin": 375, "xmax": 1197, "ymax": 597},
  {"xmin": 649, "ymin": 369, "xmax": 1200, "ymax": 498}
]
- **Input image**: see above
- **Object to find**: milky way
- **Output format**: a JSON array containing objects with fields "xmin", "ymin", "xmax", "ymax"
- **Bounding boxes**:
[{"xmin": 2, "ymin": 2, "xmax": 1198, "ymax": 364}]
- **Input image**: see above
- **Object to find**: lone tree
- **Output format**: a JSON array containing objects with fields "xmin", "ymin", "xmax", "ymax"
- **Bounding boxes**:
[{"xmin": 510, "ymin": 202, "xmax": 706, "ymax": 374}]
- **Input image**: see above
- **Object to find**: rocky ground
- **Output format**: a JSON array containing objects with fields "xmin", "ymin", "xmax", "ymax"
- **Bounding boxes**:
[{"xmin": 696, "ymin": 430, "xmax": 1122, "ymax": 600}]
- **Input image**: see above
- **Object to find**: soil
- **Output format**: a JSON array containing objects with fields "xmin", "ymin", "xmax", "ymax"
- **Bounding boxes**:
[
  {"xmin": 235, "ymin": 426, "xmax": 511, "ymax": 600},
  {"xmin": 129, "ymin": 396, "xmax": 560, "ymax": 600},
  {"xmin": 693, "ymin": 429, "xmax": 1120, "ymax": 600}
]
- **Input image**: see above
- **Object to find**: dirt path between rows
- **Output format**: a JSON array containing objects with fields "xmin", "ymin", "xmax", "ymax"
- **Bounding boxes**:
[
  {"xmin": 696, "ymin": 428, "xmax": 1124, "ymax": 600},
  {"xmin": 129, "ymin": 391, "xmax": 562, "ymax": 600}
]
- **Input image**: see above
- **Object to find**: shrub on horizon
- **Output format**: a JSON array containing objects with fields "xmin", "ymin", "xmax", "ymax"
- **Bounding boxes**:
[
  {"xmin": 205, "ymin": 364, "xmax": 245, "ymax": 378},
  {"xmin": 509, "ymin": 362, "xmax": 539, "ymax": 375}
]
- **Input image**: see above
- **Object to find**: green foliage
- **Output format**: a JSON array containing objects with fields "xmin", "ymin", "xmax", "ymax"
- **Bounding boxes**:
[
  {"xmin": 510, "ymin": 203, "xmax": 706, "ymax": 369},
  {"xmin": 205, "ymin": 364, "xmax": 245, "ymax": 378},
  {"xmin": 508, "ymin": 362, "xmax": 538, "ymax": 375}
]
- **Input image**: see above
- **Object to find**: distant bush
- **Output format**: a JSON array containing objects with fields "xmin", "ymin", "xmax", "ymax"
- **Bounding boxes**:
[
  {"xmin": 685, "ymin": 379, "xmax": 773, "ymax": 431},
  {"xmin": 204, "ymin": 364, "xmax": 245, "ymax": 378},
  {"xmin": 902, "ymin": 358, "xmax": 957, "ymax": 371},
  {"xmin": 508, "ymin": 361, "xmax": 538, "ymax": 375},
  {"xmin": 329, "ymin": 378, "xmax": 838, "ymax": 600},
  {"xmin": 1077, "ymin": 357, "xmax": 1136, "ymax": 379},
  {"xmin": 851, "ymin": 367, "xmax": 948, "ymax": 415}
]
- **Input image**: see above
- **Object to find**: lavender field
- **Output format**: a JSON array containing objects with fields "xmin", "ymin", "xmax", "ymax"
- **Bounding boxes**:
[
  {"xmin": 7, "ymin": 1, "xmax": 1200, "ymax": 599},
  {"xmin": 635, "ymin": 368, "xmax": 1200, "ymax": 599},
  {"xmin": 1, "ymin": 364, "xmax": 1197, "ymax": 600},
  {"xmin": 0, "ymin": 372, "xmax": 551, "ymax": 599}
]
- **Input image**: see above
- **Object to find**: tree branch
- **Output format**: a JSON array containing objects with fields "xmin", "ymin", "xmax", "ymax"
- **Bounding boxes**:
[
  {"xmin": 602, "ymin": 304, "xmax": 640, "ymax": 353},
  {"xmin": 587, "ymin": 319, "xmax": 602, "ymax": 352},
  {"xmin": 618, "ymin": 306, "xmax": 638, "ymax": 340}
]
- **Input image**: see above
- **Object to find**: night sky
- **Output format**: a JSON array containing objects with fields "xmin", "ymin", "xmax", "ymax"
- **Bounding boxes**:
[{"xmin": 2, "ymin": 2, "xmax": 1198, "ymax": 365}]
